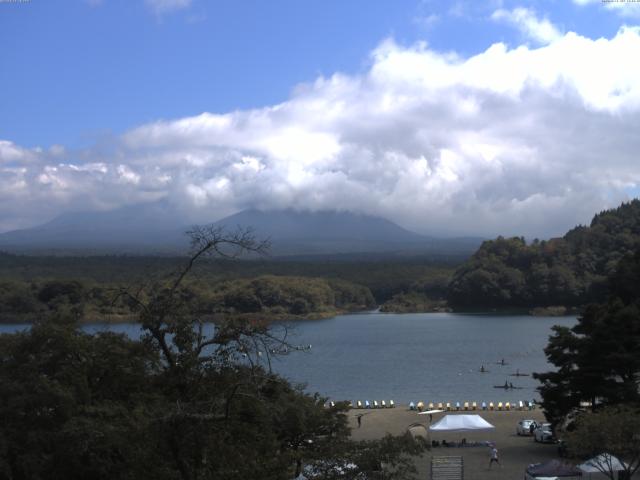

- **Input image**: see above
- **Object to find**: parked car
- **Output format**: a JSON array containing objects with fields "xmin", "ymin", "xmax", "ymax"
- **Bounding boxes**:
[
  {"xmin": 516, "ymin": 419, "xmax": 537, "ymax": 436},
  {"xmin": 534, "ymin": 423, "xmax": 554, "ymax": 443}
]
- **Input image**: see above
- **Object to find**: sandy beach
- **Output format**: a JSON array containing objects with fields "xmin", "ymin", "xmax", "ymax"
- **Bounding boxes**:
[{"xmin": 349, "ymin": 406, "xmax": 559, "ymax": 479}]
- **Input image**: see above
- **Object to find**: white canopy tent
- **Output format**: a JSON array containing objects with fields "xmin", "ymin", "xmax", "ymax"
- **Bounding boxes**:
[
  {"xmin": 429, "ymin": 414, "xmax": 495, "ymax": 432},
  {"xmin": 578, "ymin": 453, "xmax": 626, "ymax": 480}
]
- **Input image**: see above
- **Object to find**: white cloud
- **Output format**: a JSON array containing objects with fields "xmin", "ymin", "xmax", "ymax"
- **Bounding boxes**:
[
  {"xmin": 145, "ymin": 0, "xmax": 191, "ymax": 16},
  {"xmin": 0, "ymin": 141, "xmax": 36, "ymax": 164},
  {"xmin": 491, "ymin": 7, "xmax": 562, "ymax": 44},
  {"xmin": 414, "ymin": 13, "xmax": 440, "ymax": 28},
  {"xmin": 116, "ymin": 165, "xmax": 141, "ymax": 185},
  {"xmin": 573, "ymin": 0, "xmax": 640, "ymax": 18},
  {"xmin": 3, "ymin": 27, "xmax": 640, "ymax": 238}
]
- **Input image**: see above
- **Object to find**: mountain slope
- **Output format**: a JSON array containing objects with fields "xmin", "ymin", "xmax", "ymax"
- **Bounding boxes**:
[
  {"xmin": 213, "ymin": 209, "xmax": 482, "ymax": 256},
  {"xmin": 0, "ymin": 203, "xmax": 189, "ymax": 253},
  {"xmin": 214, "ymin": 209, "xmax": 418, "ymax": 255},
  {"xmin": 0, "ymin": 206, "xmax": 482, "ymax": 256}
]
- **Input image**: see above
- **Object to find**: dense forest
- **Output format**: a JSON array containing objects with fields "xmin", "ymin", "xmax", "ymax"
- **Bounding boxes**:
[
  {"xmin": 0, "ymin": 252, "xmax": 458, "ymax": 322},
  {"xmin": 448, "ymin": 200, "xmax": 640, "ymax": 309},
  {"xmin": 0, "ymin": 275, "xmax": 377, "ymax": 324},
  {"xmin": 0, "ymin": 252, "xmax": 461, "ymax": 302},
  {"xmin": 3, "ymin": 200, "xmax": 640, "ymax": 320}
]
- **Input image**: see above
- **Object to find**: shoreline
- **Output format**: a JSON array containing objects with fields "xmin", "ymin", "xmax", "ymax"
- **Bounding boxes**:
[{"xmin": 0, "ymin": 305, "xmax": 580, "ymax": 325}]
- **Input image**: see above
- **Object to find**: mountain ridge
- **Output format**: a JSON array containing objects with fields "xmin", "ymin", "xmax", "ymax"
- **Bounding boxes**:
[{"xmin": 0, "ymin": 204, "xmax": 483, "ymax": 256}]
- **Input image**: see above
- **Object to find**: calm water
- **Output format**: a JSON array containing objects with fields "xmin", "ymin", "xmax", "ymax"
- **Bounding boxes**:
[{"xmin": 0, "ymin": 312, "xmax": 575, "ymax": 405}]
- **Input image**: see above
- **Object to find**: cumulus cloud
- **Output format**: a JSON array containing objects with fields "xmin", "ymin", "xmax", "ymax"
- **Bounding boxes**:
[
  {"xmin": 3, "ymin": 26, "xmax": 640, "ymax": 238},
  {"xmin": 491, "ymin": 7, "xmax": 562, "ymax": 44}
]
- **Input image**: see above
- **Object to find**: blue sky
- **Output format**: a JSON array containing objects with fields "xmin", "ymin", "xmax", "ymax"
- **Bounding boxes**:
[
  {"xmin": 2, "ymin": 0, "xmax": 429, "ymax": 148},
  {"xmin": 1, "ymin": 0, "xmax": 640, "ymax": 237},
  {"xmin": 1, "ymin": 0, "xmax": 628, "ymax": 148}
]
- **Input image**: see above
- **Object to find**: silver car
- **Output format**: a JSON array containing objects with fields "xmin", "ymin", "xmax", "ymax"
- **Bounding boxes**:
[
  {"xmin": 516, "ymin": 419, "xmax": 537, "ymax": 436},
  {"xmin": 534, "ymin": 423, "xmax": 554, "ymax": 443}
]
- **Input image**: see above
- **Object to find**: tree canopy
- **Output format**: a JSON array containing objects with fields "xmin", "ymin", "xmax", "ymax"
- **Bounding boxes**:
[
  {"xmin": 0, "ymin": 226, "xmax": 426, "ymax": 479},
  {"xmin": 448, "ymin": 200, "xmax": 640, "ymax": 308},
  {"xmin": 564, "ymin": 405, "xmax": 640, "ymax": 480},
  {"xmin": 534, "ymin": 248, "xmax": 640, "ymax": 427}
]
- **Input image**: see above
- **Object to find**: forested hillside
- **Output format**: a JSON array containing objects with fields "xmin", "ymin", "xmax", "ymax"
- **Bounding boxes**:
[
  {"xmin": 0, "ymin": 275, "xmax": 376, "ymax": 324},
  {"xmin": 0, "ymin": 252, "xmax": 462, "ymax": 301},
  {"xmin": 448, "ymin": 200, "xmax": 640, "ymax": 309},
  {"xmin": 205, "ymin": 275, "xmax": 375, "ymax": 318}
]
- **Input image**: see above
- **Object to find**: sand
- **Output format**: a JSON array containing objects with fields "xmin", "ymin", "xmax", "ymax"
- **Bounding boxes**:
[{"xmin": 349, "ymin": 406, "xmax": 560, "ymax": 479}]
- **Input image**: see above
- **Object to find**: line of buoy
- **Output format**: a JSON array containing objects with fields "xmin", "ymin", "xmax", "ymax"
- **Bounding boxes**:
[{"xmin": 409, "ymin": 400, "xmax": 536, "ymax": 411}]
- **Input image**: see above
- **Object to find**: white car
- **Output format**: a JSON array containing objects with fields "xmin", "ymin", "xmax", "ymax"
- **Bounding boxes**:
[
  {"xmin": 534, "ymin": 423, "xmax": 554, "ymax": 443},
  {"xmin": 516, "ymin": 419, "xmax": 537, "ymax": 436}
]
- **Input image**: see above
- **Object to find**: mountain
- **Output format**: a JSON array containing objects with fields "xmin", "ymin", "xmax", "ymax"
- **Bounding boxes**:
[
  {"xmin": 0, "ymin": 203, "xmax": 190, "ymax": 254},
  {"xmin": 214, "ymin": 209, "xmax": 482, "ymax": 256},
  {"xmin": 0, "ymin": 205, "xmax": 483, "ymax": 257}
]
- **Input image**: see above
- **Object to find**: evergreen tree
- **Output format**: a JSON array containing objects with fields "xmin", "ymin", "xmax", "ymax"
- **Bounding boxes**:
[
  {"xmin": 534, "ymin": 249, "xmax": 640, "ymax": 426},
  {"xmin": 448, "ymin": 200, "xmax": 640, "ymax": 309}
]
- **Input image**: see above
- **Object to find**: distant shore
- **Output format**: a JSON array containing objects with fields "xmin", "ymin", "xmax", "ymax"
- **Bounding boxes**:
[
  {"xmin": 380, "ymin": 304, "xmax": 580, "ymax": 316},
  {"xmin": 0, "ymin": 304, "xmax": 580, "ymax": 325}
]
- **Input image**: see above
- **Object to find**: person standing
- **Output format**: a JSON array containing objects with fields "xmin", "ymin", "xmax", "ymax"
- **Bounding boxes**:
[
  {"xmin": 489, "ymin": 446, "xmax": 500, "ymax": 469},
  {"xmin": 357, "ymin": 414, "xmax": 363, "ymax": 428}
]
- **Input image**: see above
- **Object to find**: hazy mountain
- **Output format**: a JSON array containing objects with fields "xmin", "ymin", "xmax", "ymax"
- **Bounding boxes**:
[
  {"xmin": 0, "ymin": 205, "xmax": 483, "ymax": 256},
  {"xmin": 0, "ymin": 203, "xmax": 190, "ymax": 254},
  {"xmin": 213, "ymin": 209, "xmax": 482, "ymax": 256}
]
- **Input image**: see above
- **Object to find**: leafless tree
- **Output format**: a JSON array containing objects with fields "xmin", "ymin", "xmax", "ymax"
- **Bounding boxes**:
[{"xmin": 114, "ymin": 225, "xmax": 295, "ymax": 373}]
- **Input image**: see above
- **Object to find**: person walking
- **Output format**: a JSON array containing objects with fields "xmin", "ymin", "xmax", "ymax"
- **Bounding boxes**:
[
  {"xmin": 489, "ymin": 446, "xmax": 500, "ymax": 469},
  {"xmin": 357, "ymin": 414, "xmax": 363, "ymax": 428}
]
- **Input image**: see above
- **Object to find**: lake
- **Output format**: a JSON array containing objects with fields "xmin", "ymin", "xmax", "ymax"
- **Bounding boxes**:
[{"xmin": 0, "ymin": 312, "xmax": 575, "ymax": 405}]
